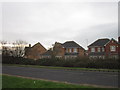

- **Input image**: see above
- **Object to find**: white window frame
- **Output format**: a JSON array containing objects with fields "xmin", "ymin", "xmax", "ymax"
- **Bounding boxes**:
[
  {"xmin": 69, "ymin": 48, "xmax": 72, "ymax": 53},
  {"xmin": 91, "ymin": 48, "xmax": 95, "ymax": 52},
  {"xmin": 66, "ymin": 48, "xmax": 69, "ymax": 53},
  {"xmin": 97, "ymin": 47, "xmax": 100, "ymax": 52},
  {"xmin": 102, "ymin": 47, "xmax": 105, "ymax": 52},
  {"xmin": 110, "ymin": 46, "xmax": 116, "ymax": 52},
  {"xmin": 73, "ymin": 48, "xmax": 77, "ymax": 53}
]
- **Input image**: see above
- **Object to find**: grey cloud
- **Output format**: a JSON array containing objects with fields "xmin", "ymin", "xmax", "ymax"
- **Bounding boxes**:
[
  {"xmin": 2, "ymin": 2, "xmax": 118, "ymax": 49},
  {"xmin": 73, "ymin": 23, "xmax": 118, "ymax": 49}
]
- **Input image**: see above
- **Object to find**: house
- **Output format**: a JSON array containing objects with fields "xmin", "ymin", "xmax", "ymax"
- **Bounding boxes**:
[
  {"xmin": 118, "ymin": 37, "xmax": 120, "ymax": 57},
  {"xmin": 24, "ymin": 42, "xmax": 47, "ymax": 60},
  {"xmin": 53, "ymin": 42, "xmax": 65, "ymax": 58},
  {"xmin": 41, "ymin": 50, "xmax": 53, "ymax": 59},
  {"xmin": 88, "ymin": 38, "xmax": 119, "ymax": 59},
  {"xmin": 52, "ymin": 41, "xmax": 85, "ymax": 59}
]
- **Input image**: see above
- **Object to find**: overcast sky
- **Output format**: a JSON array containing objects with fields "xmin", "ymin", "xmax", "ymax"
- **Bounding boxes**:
[{"xmin": 1, "ymin": 1, "xmax": 118, "ymax": 49}]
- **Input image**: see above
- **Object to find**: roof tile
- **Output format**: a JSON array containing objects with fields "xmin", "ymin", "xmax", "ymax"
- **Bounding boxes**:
[{"xmin": 88, "ymin": 39, "xmax": 110, "ymax": 47}]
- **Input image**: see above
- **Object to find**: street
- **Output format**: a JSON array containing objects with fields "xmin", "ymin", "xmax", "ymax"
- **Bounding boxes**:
[{"xmin": 2, "ymin": 65, "xmax": 118, "ymax": 88}]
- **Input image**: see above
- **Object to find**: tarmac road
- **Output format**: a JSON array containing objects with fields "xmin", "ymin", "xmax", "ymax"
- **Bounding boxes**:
[{"xmin": 2, "ymin": 65, "xmax": 118, "ymax": 88}]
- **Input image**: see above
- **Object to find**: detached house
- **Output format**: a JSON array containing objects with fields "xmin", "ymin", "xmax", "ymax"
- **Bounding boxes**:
[
  {"xmin": 88, "ymin": 38, "xmax": 119, "ymax": 59},
  {"xmin": 52, "ymin": 41, "xmax": 85, "ymax": 59},
  {"xmin": 118, "ymin": 37, "xmax": 120, "ymax": 57},
  {"xmin": 41, "ymin": 50, "xmax": 53, "ymax": 58},
  {"xmin": 24, "ymin": 41, "xmax": 85, "ymax": 60},
  {"xmin": 24, "ymin": 42, "xmax": 47, "ymax": 60}
]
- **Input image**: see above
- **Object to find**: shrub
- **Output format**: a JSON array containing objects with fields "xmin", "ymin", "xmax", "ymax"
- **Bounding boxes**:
[{"xmin": 2, "ymin": 56, "xmax": 119, "ymax": 69}]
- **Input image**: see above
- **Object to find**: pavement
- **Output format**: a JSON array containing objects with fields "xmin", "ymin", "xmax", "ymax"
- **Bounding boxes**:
[{"xmin": 2, "ymin": 65, "xmax": 118, "ymax": 88}]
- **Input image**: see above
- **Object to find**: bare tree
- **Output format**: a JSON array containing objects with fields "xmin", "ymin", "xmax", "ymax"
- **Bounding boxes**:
[
  {"xmin": 12, "ymin": 40, "xmax": 27, "ymax": 57},
  {"xmin": 0, "ymin": 40, "xmax": 7, "ymax": 45},
  {"xmin": 0, "ymin": 40, "xmax": 10, "ymax": 56},
  {"xmin": 0, "ymin": 40, "xmax": 28, "ymax": 57}
]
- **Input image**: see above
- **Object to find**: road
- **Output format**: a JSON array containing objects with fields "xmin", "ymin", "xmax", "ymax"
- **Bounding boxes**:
[{"xmin": 2, "ymin": 65, "xmax": 118, "ymax": 88}]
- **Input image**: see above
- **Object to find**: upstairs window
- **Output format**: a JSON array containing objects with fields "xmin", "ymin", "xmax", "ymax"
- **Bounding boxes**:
[
  {"xmin": 73, "ymin": 48, "xmax": 77, "ymax": 53},
  {"xmin": 97, "ymin": 47, "xmax": 100, "ymax": 52},
  {"xmin": 110, "ymin": 46, "xmax": 116, "ymax": 52},
  {"xmin": 102, "ymin": 47, "xmax": 105, "ymax": 52},
  {"xmin": 69, "ymin": 48, "xmax": 72, "ymax": 53},
  {"xmin": 66, "ymin": 48, "xmax": 69, "ymax": 53},
  {"xmin": 91, "ymin": 48, "xmax": 95, "ymax": 52}
]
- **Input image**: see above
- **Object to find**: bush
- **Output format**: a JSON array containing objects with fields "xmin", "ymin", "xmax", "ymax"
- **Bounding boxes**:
[
  {"xmin": 2, "ymin": 56, "xmax": 35, "ymax": 65},
  {"xmin": 2, "ymin": 56, "xmax": 119, "ymax": 69}
]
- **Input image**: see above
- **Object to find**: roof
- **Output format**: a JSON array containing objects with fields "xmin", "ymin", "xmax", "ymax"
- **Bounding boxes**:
[
  {"xmin": 109, "ymin": 38, "xmax": 119, "ymax": 44},
  {"xmin": 62, "ymin": 41, "xmax": 84, "ymax": 49},
  {"xmin": 24, "ymin": 47, "xmax": 31, "ymax": 51},
  {"xmin": 32, "ymin": 42, "xmax": 46, "ymax": 50},
  {"xmin": 88, "ymin": 38, "xmax": 110, "ymax": 47},
  {"xmin": 42, "ymin": 50, "xmax": 53, "ymax": 56},
  {"xmin": 24, "ymin": 42, "xmax": 47, "ymax": 54}
]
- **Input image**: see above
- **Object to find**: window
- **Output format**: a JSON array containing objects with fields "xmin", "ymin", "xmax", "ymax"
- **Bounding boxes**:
[
  {"xmin": 97, "ymin": 48, "xmax": 100, "ymax": 52},
  {"xmin": 73, "ymin": 48, "xmax": 77, "ymax": 53},
  {"xmin": 110, "ymin": 46, "xmax": 116, "ymax": 51},
  {"xmin": 66, "ymin": 48, "xmax": 69, "ymax": 53},
  {"xmin": 91, "ymin": 48, "xmax": 95, "ymax": 52},
  {"xmin": 69, "ymin": 48, "xmax": 72, "ymax": 53},
  {"xmin": 102, "ymin": 47, "xmax": 105, "ymax": 52}
]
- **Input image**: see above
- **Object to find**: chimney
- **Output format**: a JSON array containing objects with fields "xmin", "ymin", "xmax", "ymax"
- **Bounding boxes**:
[
  {"xmin": 29, "ymin": 44, "xmax": 31, "ymax": 47},
  {"xmin": 55, "ymin": 42, "xmax": 58, "ymax": 44}
]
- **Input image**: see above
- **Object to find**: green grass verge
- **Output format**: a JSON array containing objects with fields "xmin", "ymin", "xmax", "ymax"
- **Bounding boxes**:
[
  {"xmin": 3, "ymin": 64, "xmax": 120, "ymax": 72},
  {"xmin": 2, "ymin": 74, "xmax": 119, "ymax": 89},
  {"xmin": 2, "ymin": 75, "xmax": 92, "ymax": 88}
]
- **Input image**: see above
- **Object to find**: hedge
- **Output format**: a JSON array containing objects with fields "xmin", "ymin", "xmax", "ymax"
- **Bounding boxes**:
[{"xmin": 2, "ymin": 56, "xmax": 119, "ymax": 69}]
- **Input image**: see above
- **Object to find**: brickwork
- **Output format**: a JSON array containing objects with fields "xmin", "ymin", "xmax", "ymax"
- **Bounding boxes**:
[
  {"xmin": 53, "ymin": 41, "xmax": 85, "ymax": 58},
  {"xmin": 78, "ymin": 48, "xmax": 85, "ymax": 57},
  {"xmin": 53, "ymin": 42, "xmax": 65, "ymax": 57},
  {"xmin": 24, "ymin": 42, "xmax": 47, "ymax": 60},
  {"xmin": 105, "ymin": 39, "xmax": 119, "ymax": 57},
  {"xmin": 88, "ymin": 38, "xmax": 119, "ymax": 59}
]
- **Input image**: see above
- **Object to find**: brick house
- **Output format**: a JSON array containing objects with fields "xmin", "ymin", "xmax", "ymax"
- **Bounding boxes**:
[
  {"xmin": 118, "ymin": 37, "xmax": 120, "ymax": 58},
  {"xmin": 24, "ymin": 42, "xmax": 47, "ymax": 60},
  {"xmin": 41, "ymin": 50, "xmax": 53, "ymax": 59},
  {"xmin": 52, "ymin": 41, "xmax": 85, "ymax": 59},
  {"xmin": 88, "ymin": 38, "xmax": 119, "ymax": 59}
]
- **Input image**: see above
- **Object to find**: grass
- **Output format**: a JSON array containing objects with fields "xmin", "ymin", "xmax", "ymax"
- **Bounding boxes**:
[
  {"xmin": 3, "ymin": 64, "xmax": 120, "ymax": 72},
  {"xmin": 2, "ymin": 74, "xmax": 92, "ymax": 88},
  {"xmin": 2, "ymin": 75, "xmax": 119, "ymax": 89}
]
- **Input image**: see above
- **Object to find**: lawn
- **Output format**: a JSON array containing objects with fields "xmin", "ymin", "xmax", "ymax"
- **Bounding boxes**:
[
  {"xmin": 2, "ymin": 74, "xmax": 92, "ymax": 88},
  {"xmin": 2, "ymin": 75, "xmax": 119, "ymax": 90}
]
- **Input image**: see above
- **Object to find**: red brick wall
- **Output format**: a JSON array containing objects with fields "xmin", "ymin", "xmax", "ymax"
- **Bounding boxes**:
[
  {"xmin": 77, "ymin": 48, "xmax": 79, "ymax": 52},
  {"xmin": 53, "ymin": 42, "xmax": 65, "ymax": 57},
  {"xmin": 118, "ymin": 37, "xmax": 120, "ymax": 56},
  {"xmin": 88, "ymin": 47, "xmax": 90, "ymax": 54},
  {"xmin": 78, "ymin": 48, "xmax": 85, "ymax": 57},
  {"xmin": 72, "ymin": 48, "xmax": 73, "ymax": 52},
  {"xmin": 24, "ymin": 43, "xmax": 47, "ymax": 60},
  {"xmin": 105, "ymin": 40, "xmax": 118, "ymax": 56}
]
